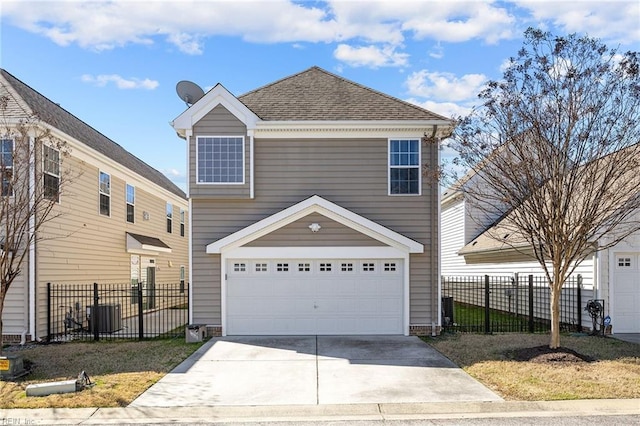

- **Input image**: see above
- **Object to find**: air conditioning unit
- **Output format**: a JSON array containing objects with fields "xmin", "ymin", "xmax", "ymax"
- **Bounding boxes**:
[{"xmin": 88, "ymin": 304, "xmax": 122, "ymax": 333}]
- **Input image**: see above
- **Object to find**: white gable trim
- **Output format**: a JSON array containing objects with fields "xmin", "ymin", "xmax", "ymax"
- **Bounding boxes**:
[
  {"xmin": 206, "ymin": 195, "xmax": 424, "ymax": 254},
  {"xmin": 172, "ymin": 84, "xmax": 260, "ymax": 134}
]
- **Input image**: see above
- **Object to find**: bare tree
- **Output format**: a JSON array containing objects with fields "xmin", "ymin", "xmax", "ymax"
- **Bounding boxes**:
[
  {"xmin": 449, "ymin": 29, "xmax": 640, "ymax": 349},
  {"xmin": 0, "ymin": 94, "xmax": 71, "ymax": 354}
]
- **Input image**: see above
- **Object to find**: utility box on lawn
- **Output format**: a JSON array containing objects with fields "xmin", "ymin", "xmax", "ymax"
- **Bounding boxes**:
[
  {"xmin": 0, "ymin": 354, "xmax": 28, "ymax": 380},
  {"xmin": 186, "ymin": 324, "xmax": 206, "ymax": 343}
]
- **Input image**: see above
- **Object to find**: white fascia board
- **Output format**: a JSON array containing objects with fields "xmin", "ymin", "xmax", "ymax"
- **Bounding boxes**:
[
  {"xmin": 226, "ymin": 246, "xmax": 406, "ymax": 259},
  {"xmin": 172, "ymin": 84, "xmax": 260, "ymax": 134},
  {"xmin": 206, "ymin": 195, "xmax": 424, "ymax": 254},
  {"xmin": 254, "ymin": 120, "xmax": 453, "ymax": 139}
]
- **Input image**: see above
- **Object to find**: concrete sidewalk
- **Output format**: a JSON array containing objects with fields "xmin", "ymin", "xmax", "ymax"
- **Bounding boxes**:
[{"xmin": 2, "ymin": 399, "xmax": 639, "ymax": 424}]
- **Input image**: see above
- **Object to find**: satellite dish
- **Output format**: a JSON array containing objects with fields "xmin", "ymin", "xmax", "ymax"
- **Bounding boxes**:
[{"xmin": 176, "ymin": 80, "xmax": 205, "ymax": 106}]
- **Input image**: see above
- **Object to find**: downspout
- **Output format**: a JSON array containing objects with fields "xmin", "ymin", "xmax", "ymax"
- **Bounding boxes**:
[
  {"xmin": 248, "ymin": 130, "xmax": 254, "ymax": 199},
  {"xmin": 432, "ymin": 126, "xmax": 441, "ymax": 336},
  {"xmin": 28, "ymin": 135, "xmax": 36, "ymax": 341},
  {"xmin": 185, "ymin": 130, "xmax": 193, "ymax": 325}
]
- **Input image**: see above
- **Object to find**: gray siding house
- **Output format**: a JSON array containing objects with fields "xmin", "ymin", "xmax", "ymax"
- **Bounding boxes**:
[{"xmin": 172, "ymin": 67, "xmax": 452, "ymax": 336}]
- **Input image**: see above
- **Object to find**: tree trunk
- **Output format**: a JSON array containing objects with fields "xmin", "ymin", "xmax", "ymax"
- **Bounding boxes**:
[
  {"xmin": 549, "ymin": 282, "xmax": 561, "ymax": 349},
  {"xmin": 0, "ymin": 292, "xmax": 7, "ymax": 355}
]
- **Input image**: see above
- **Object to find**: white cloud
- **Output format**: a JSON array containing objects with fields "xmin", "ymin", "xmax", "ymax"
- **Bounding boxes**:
[
  {"xmin": 429, "ymin": 43, "xmax": 444, "ymax": 59},
  {"xmin": 166, "ymin": 32, "xmax": 203, "ymax": 55},
  {"xmin": 406, "ymin": 70, "xmax": 486, "ymax": 102},
  {"xmin": 81, "ymin": 74, "xmax": 159, "ymax": 90},
  {"xmin": 2, "ymin": 0, "xmax": 636, "ymax": 66},
  {"xmin": 405, "ymin": 98, "xmax": 472, "ymax": 119},
  {"xmin": 334, "ymin": 44, "xmax": 408, "ymax": 68},
  {"xmin": 400, "ymin": 2, "xmax": 517, "ymax": 44},
  {"xmin": 515, "ymin": 1, "xmax": 640, "ymax": 45}
]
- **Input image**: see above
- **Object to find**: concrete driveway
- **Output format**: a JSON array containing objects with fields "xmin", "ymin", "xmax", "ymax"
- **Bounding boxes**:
[{"xmin": 130, "ymin": 335, "xmax": 502, "ymax": 407}]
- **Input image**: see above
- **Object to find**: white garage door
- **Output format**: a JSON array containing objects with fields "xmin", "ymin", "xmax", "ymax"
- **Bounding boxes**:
[
  {"xmin": 226, "ymin": 259, "xmax": 404, "ymax": 335},
  {"xmin": 612, "ymin": 253, "xmax": 640, "ymax": 333}
]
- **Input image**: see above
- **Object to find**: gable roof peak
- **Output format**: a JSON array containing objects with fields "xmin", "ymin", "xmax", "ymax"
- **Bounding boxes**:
[{"xmin": 238, "ymin": 66, "xmax": 452, "ymax": 122}]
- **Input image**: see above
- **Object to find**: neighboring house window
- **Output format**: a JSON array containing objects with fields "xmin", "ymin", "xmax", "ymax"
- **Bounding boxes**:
[
  {"xmin": 43, "ymin": 145, "xmax": 60, "ymax": 202},
  {"xmin": 166, "ymin": 203, "xmax": 172, "ymax": 233},
  {"xmin": 180, "ymin": 209, "xmax": 185, "ymax": 237},
  {"xmin": 180, "ymin": 266, "xmax": 185, "ymax": 294},
  {"xmin": 126, "ymin": 184, "xmax": 135, "ymax": 223},
  {"xmin": 0, "ymin": 139, "xmax": 13, "ymax": 196},
  {"xmin": 388, "ymin": 139, "xmax": 420, "ymax": 195},
  {"xmin": 196, "ymin": 136, "xmax": 244, "ymax": 184},
  {"xmin": 99, "ymin": 171, "xmax": 110, "ymax": 216}
]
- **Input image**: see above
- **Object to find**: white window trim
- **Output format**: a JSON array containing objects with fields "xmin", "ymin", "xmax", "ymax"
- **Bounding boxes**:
[
  {"xmin": 180, "ymin": 208, "xmax": 185, "ymax": 237},
  {"xmin": 196, "ymin": 135, "xmax": 246, "ymax": 185},
  {"xmin": 1, "ymin": 138, "xmax": 14, "ymax": 197},
  {"xmin": 43, "ymin": 144, "xmax": 60, "ymax": 203},
  {"xmin": 99, "ymin": 171, "xmax": 111, "ymax": 217},
  {"xmin": 126, "ymin": 183, "xmax": 135, "ymax": 223},
  {"xmin": 387, "ymin": 138, "xmax": 422, "ymax": 196},
  {"xmin": 166, "ymin": 202, "xmax": 173, "ymax": 233}
]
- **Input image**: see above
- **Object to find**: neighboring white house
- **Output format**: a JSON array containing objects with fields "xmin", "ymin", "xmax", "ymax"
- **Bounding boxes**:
[{"xmin": 441, "ymin": 171, "xmax": 640, "ymax": 335}]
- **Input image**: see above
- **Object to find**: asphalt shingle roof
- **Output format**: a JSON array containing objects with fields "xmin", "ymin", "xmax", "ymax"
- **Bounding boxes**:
[
  {"xmin": 0, "ymin": 69, "xmax": 186, "ymax": 200},
  {"xmin": 238, "ymin": 66, "xmax": 450, "ymax": 122}
]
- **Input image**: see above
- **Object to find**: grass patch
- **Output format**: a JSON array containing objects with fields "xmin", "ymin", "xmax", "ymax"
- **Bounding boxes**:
[
  {"xmin": 0, "ymin": 338, "xmax": 203, "ymax": 408},
  {"xmin": 425, "ymin": 333, "xmax": 640, "ymax": 400}
]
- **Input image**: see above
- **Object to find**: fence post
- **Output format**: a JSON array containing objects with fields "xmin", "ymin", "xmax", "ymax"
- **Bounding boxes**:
[
  {"xmin": 138, "ymin": 281, "xmax": 144, "ymax": 340},
  {"xmin": 46, "ymin": 283, "xmax": 51, "ymax": 342},
  {"xmin": 484, "ymin": 275, "xmax": 490, "ymax": 334},
  {"xmin": 93, "ymin": 282, "xmax": 100, "ymax": 341},
  {"xmin": 528, "ymin": 275, "xmax": 534, "ymax": 333},
  {"xmin": 576, "ymin": 274, "xmax": 583, "ymax": 332}
]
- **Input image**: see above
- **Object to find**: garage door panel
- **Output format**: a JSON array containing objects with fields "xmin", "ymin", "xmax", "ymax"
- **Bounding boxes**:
[{"xmin": 226, "ymin": 259, "xmax": 404, "ymax": 335}]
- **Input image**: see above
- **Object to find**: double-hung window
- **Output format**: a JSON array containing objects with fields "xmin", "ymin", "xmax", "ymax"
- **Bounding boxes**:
[
  {"xmin": 43, "ymin": 145, "xmax": 60, "ymax": 202},
  {"xmin": 196, "ymin": 136, "xmax": 244, "ymax": 184},
  {"xmin": 1, "ymin": 139, "xmax": 13, "ymax": 196},
  {"xmin": 99, "ymin": 171, "xmax": 110, "ymax": 216},
  {"xmin": 126, "ymin": 184, "xmax": 135, "ymax": 223},
  {"xmin": 388, "ymin": 139, "xmax": 420, "ymax": 195},
  {"xmin": 166, "ymin": 203, "xmax": 173, "ymax": 233},
  {"xmin": 180, "ymin": 209, "xmax": 185, "ymax": 237}
]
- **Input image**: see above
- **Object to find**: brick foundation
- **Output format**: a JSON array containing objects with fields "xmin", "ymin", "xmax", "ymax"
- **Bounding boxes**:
[
  {"xmin": 206, "ymin": 326, "xmax": 223, "ymax": 337},
  {"xmin": 409, "ymin": 325, "xmax": 440, "ymax": 336},
  {"xmin": 1, "ymin": 334, "xmax": 33, "ymax": 344}
]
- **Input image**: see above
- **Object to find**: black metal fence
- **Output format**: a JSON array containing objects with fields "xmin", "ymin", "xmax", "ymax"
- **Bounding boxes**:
[
  {"xmin": 441, "ymin": 274, "xmax": 584, "ymax": 333},
  {"xmin": 47, "ymin": 282, "xmax": 189, "ymax": 341}
]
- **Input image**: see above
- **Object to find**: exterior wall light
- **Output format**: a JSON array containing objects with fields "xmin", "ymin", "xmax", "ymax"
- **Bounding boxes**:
[{"xmin": 309, "ymin": 223, "xmax": 321, "ymax": 233}]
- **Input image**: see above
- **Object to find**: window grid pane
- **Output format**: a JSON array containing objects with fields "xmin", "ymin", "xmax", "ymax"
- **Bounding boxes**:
[
  {"xmin": 389, "ymin": 139, "xmax": 420, "ymax": 195},
  {"xmin": 197, "ymin": 137, "xmax": 244, "ymax": 183}
]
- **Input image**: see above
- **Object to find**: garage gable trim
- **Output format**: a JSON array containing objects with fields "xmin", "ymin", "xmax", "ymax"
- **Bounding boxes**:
[{"xmin": 206, "ymin": 195, "xmax": 424, "ymax": 254}]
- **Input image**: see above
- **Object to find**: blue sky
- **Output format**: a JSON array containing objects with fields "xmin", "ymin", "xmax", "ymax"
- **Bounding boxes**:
[{"xmin": 2, "ymin": 0, "xmax": 638, "ymax": 190}]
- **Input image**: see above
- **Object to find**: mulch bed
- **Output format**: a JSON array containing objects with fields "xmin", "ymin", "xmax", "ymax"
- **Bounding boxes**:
[{"xmin": 507, "ymin": 345, "xmax": 595, "ymax": 363}]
